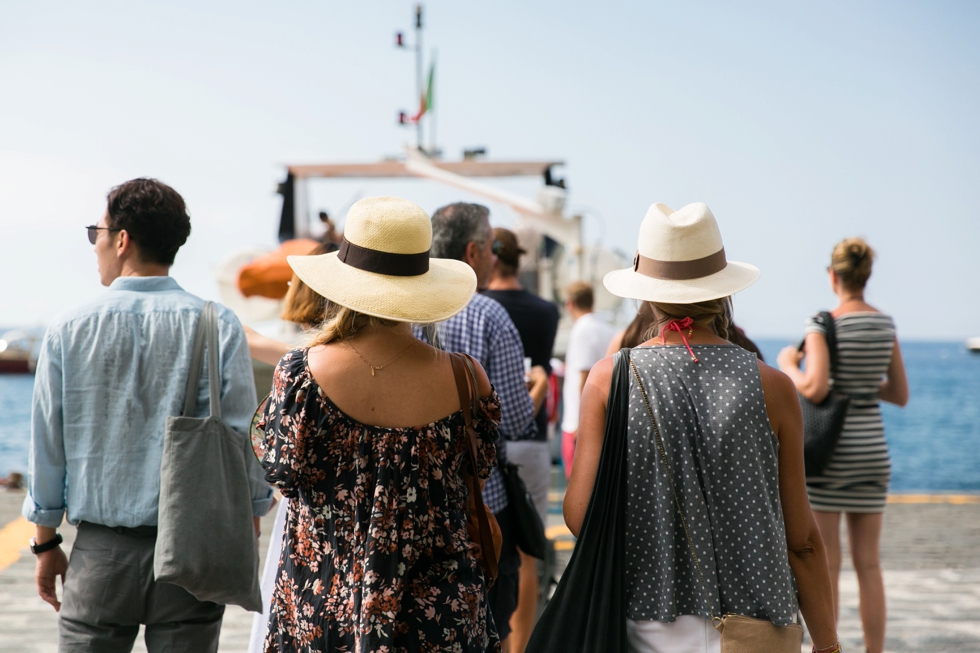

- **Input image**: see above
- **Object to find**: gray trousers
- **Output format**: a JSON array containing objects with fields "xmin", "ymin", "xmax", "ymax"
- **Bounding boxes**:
[
  {"xmin": 59, "ymin": 522, "xmax": 224, "ymax": 653},
  {"xmin": 505, "ymin": 439, "xmax": 551, "ymax": 526}
]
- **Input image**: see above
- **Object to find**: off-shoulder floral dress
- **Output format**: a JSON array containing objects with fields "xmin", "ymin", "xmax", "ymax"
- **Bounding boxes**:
[{"xmin": 260, "ymin": 349, "xmax": 502, "ymax": 653}]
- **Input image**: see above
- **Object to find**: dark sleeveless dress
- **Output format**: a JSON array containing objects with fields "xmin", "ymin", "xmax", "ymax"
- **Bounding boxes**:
[
  {"xmin": 260, "ymin": 349, "xmax": 502, "ymax": 653},
  {"xmin": 625, "ymin": 345, "xmax": 799, "ymax": 626}
]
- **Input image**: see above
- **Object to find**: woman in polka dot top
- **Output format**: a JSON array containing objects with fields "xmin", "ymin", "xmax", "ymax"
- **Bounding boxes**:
[{"xmin": 564, "ymin": 202, "xmax": 839, "ymax": 653}]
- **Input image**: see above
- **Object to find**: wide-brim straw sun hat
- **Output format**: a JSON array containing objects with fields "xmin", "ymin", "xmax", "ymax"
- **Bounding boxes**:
[
  {"xmin": 603, "ymin": 202, "xmax": 759, "ymax": 304},
  {"xmin": 287, "ymin": 196, "xmax": 477, "ymax": 323}
]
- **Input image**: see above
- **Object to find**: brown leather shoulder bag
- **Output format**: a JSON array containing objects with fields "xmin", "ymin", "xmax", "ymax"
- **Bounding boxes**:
[{"xmin": 450, "ymin": 352, "xmax": 502, "ymax": 585}]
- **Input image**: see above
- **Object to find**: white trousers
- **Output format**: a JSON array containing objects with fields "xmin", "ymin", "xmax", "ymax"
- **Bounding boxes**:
[
  {"xmin": 247, "ymin": 498, "xmax": 289, "ymax": 653},
  {"xmin": 627, "ymin": 616, "xmax": 722, "ymax": 653}
]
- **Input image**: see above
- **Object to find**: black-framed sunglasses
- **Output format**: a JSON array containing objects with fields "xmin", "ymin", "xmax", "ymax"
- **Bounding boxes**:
[
  {"xmin": 491, "ymin": 240, "xmax": 504, "ymax": 255},
  {"xmin": 86, "ymin": 225, "xmax": 121, "ymax": 245}
]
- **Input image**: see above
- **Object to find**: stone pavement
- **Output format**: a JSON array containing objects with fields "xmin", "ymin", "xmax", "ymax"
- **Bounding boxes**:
[
  {"xmin": 0, "ymin": 488, "xmax": 277, "ymax": 653},
  {"xmin": 833, "ymin": 500, "xmax": 980, "ymax": 652},
  {"xmin": 1, "ymin": 487, "xmax": 978, "ymax": 652}
]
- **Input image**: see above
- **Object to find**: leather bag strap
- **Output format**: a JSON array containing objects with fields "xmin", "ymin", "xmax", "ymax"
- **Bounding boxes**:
[
  {"xmin": 450, "ymin": 352, "xmax": 499, "ymax": 581},
  {"xmin": 798, "ymin": 311, "xmax": 841, "ymax": 384},
  {"xmin": 818, "ymin": 311, "xmax": 840, "ymax": 380}
]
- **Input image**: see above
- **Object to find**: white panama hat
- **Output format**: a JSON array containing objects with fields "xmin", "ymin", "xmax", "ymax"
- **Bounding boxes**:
[
  {"xmin": 287, "ymin": 196, "xmax": 477, "ymax": 323},
  {"xmin": 603, "ymin": 202, "xmax": 759, "ymax": 304}
]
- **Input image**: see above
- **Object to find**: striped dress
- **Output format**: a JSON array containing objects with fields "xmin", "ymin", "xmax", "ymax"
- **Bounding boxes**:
[{"xmin": 804, "ymin": 312, "xmax": 897, "ymax": 513}]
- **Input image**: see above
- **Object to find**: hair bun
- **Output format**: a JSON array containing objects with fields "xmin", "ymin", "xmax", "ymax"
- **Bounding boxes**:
[{"xmin": 831, "ymin": 237, "xmax": 874, "ymax": 290}]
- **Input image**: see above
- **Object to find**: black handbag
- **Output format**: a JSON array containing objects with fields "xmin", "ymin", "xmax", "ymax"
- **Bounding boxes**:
[
  {"xmin": 798, "ymin": 311, "xmax": 851, "ymax": 477},
  {"xmin": 500, "ymin": 460, "xmax": 547, "ymax": 560},
  {"xmin": 525, "ymin": 349, "xmax": 631, "ymax": 653}
]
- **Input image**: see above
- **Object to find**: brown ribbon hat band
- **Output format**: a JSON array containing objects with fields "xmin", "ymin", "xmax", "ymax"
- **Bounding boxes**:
[
  {"xmin": 633, "ymin": 247, "xmax": 727, "ymax": 281},
  {"xmin": 338, "ymin": 237, "xmax": 430, "ymax": 277}
]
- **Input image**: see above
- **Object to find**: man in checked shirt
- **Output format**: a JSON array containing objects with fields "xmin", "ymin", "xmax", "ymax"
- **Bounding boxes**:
[{"xmin": 415, "ymin": 202, "xmax": 546, "ymax": 652}]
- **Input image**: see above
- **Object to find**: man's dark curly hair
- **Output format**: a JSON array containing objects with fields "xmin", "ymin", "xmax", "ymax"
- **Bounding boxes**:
[{"xmin": 105, "ymin": 178, "xmax": 191, "ymax": 266}]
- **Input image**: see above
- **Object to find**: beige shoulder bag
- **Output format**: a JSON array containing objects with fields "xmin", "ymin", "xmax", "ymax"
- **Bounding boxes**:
[{"xmin": 628, "ymin": 357, "xmax": 804, "ymax": 653}]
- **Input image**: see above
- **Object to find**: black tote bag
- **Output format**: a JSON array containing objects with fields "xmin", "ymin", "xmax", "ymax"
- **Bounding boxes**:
[
  {"xmin": 798, "ymin": 311, "xmax": 851, "ymax": 477},
  {"xmin": 525, "ymin": 349, "xmax": 631, "ymax": 653}
]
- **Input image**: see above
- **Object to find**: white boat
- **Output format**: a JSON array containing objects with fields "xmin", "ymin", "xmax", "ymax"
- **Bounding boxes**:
[
  {"xmin": 216, "ymin": 149, "xmax": 630, "ymax": 351},
  {"xmin": 966, "ymin": 337, "xmax": 980, "ymax": 353},
  {"xmin": 214, "ymin": 6, "xmax": 629, "ymax": 352},
  {"xmin": 0, "ymin": 330, "xmax": 39, "ymax": 374}
]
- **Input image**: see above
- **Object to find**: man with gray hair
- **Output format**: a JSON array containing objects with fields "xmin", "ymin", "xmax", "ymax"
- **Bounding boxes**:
[{"xmin": 416, "ymin": 202, "xmax": 537, "ymax": 649}]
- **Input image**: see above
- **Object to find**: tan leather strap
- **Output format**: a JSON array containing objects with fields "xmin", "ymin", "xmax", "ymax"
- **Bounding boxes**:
[{"xmin": 450, "ymin": 353, "xmax": 499, "ymax": 582}]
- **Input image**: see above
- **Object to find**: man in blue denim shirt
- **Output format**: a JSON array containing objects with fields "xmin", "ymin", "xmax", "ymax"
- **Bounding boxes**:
[{"xmin": 23, "ymin": 178, "xmax": 271, "ymax": 652}]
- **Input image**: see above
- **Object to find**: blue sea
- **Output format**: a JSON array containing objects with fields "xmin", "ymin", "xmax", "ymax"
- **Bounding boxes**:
[{"xmin": 0, "ymin": 341, "xmax": 978, "ymax": 491}]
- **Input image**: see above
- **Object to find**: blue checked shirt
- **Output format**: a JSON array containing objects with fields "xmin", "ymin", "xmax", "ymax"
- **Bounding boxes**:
[{"xmin": 414, "ymin": 293, "xmax": 537, "ymax": 513}]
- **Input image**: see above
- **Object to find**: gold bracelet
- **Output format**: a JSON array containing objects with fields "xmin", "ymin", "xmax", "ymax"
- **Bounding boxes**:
[{"xmin": 812, "ymin": 642, "xmax": 841, "ymax": 653}]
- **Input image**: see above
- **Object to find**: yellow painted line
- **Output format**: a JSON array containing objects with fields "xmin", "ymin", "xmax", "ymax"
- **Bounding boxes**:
[
  {"xmin": 947, "ymin": 495, "xmax": 980, "ymax": 505},
  {"xmin": 554, "ymin": 540, "xmax": 575, "ymax": 551},
  {"xmin": 0, "ymin": 516, "xmax": 36, "ymax": 572},
  {"xmin": 887, "ymin": 494, "xmax": 980, "ymax": 504},
  {"xmin": 546, "ymin": 524, "xmax": 573, "ymax": 539}
]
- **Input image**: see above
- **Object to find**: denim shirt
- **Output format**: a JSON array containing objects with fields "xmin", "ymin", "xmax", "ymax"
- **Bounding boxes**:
[{"xmin": 23, "ymin": 276, "xmax": 272, "ymax": 529}]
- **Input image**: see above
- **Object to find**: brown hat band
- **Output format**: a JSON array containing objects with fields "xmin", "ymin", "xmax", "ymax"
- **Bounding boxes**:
[
  {"xmin": 633, "ymin": 247, "xmax": 727, "ymax": 280},
  {"xmin": 338, "ymin": 237, "xmax": 430, "ymax": 277}
]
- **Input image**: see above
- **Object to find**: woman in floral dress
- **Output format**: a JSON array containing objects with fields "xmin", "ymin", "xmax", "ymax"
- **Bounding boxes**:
[{"xmin": 260, "ymin": 196, "xmax": 501, "ymax": 653}]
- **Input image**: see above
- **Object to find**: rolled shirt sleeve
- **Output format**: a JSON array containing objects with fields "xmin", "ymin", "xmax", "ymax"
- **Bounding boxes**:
[{"xmin": 23, "ymin": 329, "xmax": 68, "ymax": 527}]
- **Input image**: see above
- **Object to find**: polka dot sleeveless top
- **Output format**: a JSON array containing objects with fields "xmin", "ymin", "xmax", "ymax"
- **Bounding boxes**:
[{"xmin": 625, "ymin": 345, "xmax": 799, "ymax": 626}]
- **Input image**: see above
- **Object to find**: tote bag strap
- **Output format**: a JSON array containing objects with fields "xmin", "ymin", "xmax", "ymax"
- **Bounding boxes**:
[
  {"xmin": 627, "ymin": 356, "xmax": 722, "ymax": 627},
  {"xmin": 182, "ymin": 302, "xmax": 221, "ymax": 418}
]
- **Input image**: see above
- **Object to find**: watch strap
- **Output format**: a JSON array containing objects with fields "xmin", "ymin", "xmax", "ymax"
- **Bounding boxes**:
[{"xmin": 30, "ymin": 533, "xmax": 63, "ymax": 555}]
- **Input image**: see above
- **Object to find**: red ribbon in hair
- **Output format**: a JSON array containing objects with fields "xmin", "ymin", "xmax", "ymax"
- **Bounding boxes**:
[{"xmin": 661, "ymin": 317, "xmax": 700, "ymax": 362}]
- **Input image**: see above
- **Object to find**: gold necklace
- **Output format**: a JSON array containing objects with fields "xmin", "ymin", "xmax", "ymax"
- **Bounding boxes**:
[{"xmin": 346, "ymin": 339, "xmax": 417, "ymax": 376}]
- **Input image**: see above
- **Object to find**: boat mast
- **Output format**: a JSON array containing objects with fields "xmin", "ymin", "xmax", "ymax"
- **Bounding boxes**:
[
  {"xmin": 415, "ymin": 4, "xmax": 423, "ymax": 151},
  {"xmin": 429, "ymin": 48, "xmax": 437, "ymax": 155}
]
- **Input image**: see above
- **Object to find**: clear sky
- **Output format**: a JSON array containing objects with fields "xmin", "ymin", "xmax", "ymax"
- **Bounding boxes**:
[{"xmin": 1, "ymin": 1, "xmax": 978, "ymax": 339}]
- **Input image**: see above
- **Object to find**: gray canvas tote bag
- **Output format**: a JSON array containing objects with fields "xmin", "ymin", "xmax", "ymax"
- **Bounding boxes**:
[{"xmin": 154, "ymin": 301, "xmax": 263, "ymax": 612}]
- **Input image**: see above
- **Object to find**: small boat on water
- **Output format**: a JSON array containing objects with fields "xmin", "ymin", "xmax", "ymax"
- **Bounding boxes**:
[
  {"xmin": 967, "ymin": 337, "xmax": 980, "ymax": 353},
  {"xmin": 0, "ymin": 330, "xmax": 39, "ymax": 373}
]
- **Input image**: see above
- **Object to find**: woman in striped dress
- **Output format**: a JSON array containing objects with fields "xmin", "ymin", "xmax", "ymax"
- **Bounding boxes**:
[{"xmin": 778, "ymin": 237, "xmax": 908, "ymax": 653}]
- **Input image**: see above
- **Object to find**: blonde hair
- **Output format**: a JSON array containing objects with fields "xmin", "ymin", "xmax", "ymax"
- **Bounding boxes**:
[
  {"xmin": 830, "ymin": 237, "xmax": 875, "ymax": 291},
  {"xmin": 310, "ymin": 303, "xmax": 399, "ymax": 346},
  {"xmin": 280, "ymin": 243, "xmax": 333, "ymax": 327},
  {"xmin": 564, "ymin": 281, "xmax": 594, "ymax": 311},
  {"xmin": 281, "ymin": 273, "xmax": 327, "ymax": 326},
  {"xmin": 644, "ymin": 297, "xmax": 732, "ymax": 341}
]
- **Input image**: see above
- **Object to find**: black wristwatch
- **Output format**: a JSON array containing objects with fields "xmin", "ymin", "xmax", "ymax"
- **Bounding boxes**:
[{"xmin": 30, "ymin": 533, "xmax": 63, "ymax": 555}]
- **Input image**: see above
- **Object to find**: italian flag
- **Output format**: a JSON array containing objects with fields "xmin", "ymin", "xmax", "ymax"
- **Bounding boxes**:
[{"xmin": 411, "ymin": 63, "xmax": 434, "ymax": 122}]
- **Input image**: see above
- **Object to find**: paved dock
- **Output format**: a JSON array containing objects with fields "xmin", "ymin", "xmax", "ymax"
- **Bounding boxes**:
[{"xmin": 1, "ymin": 488, "xmax": 978, "ymax": 652}]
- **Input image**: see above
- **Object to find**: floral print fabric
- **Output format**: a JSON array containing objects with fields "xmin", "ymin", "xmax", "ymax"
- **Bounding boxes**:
[{"xmin": 261, "ymin": 349, "xmax": 502, "ymax": 653}]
